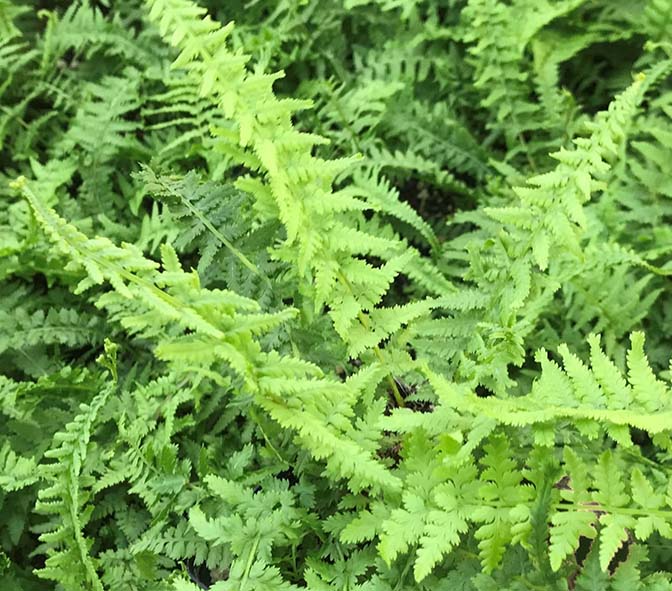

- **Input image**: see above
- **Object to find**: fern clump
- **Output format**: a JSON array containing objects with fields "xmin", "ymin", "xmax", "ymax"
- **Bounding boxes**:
[{"xmin": 2, "ymin": 1, "xmax": 672, "ymax": 589}]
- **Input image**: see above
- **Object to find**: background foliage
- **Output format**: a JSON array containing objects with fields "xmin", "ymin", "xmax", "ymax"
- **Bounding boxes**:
[{"xmin": 1, "ymin": 0, "xmax": 672, "ymax": 589}]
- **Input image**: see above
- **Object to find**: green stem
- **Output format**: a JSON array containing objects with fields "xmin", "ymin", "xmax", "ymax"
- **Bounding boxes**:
[
  {"xmin": 163, "ymin": 179, "xmax": 261, "ymax": 276},
  {"xmin": 241, "ymin": 535, "xmax": 260, "ymax": 591}
]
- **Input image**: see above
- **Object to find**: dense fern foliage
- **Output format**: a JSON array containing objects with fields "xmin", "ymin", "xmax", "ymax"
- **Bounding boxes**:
[{"xmin": 1, "ymin": 0, "xmax": 672, "ymax": 589}]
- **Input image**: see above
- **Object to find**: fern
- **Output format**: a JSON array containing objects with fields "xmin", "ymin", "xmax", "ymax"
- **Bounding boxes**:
[
  {"xmin": 34, "ymin": 385, "xmax": 111, "ymax": 591},
  {"xmin": 16, "ymin": 176, "xmax": 399, "ymax": 494},
  {"xmin": 0, "ymin": 443, "xmax": 37, "ymax": 493},
  {"xmin": 0, "ymin": 0, "xmax": 28, "ymax": 41},
  {"xmin": 423, "ymin": 332, "xmax": 672, "ymax": 442},
  {"xmin": 54, "ymin": 73, "xmax": 147, "ymax": 210},
  {"xmin": 140, "ymin": 168, "xmax": 263, "ymax": 279},
  {"xmin": 41, "ymin": 0, "xmax": 154, "ymax": 65},
  {"xmin": 0, "ymin": 294, "xmax": 103, "ymax": 357},
  {"xmin": 144, "ymin": 0, "xmax": 439, "ymax": 365},
  {"xmin": 461, "ymin": 0, "xmax": 586, "ymax": 168},
  {"xmin": 3, "ymin": 1, "xmax": 672, "ymax": 588},
  {"xmin": 549, "ymin": 448, "xmax": 672, "ymax": 572},
  {"xmin": 364, "ymin": 330, "xmax": 672, "ymax": 581},
  {"xmin": 188, "ymin": 475, "xmax": 307, "ymax": 590}
]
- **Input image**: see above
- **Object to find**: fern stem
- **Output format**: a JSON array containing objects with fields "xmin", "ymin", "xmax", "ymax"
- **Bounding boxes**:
[
  {"xmin": 393, "ymin": 552, "xmax": 414, "ymax": 591},
  {"xmin": 356, "ymin": 312, "xmax": 405, "ymax": 408},
  {"xmin": 240, "ymin": 534, "xmax": 260, "ymax": 591},
  {"xmin": 19, "ymin": 181, "xmax": 225, "ymax": 336},
  {"xmin": 158, "ymin": 175, "xmax": 261, "ymax": 275},
  {"xmin": 249, "ymin": 407, "xmax": 287, "ymax": 464}
]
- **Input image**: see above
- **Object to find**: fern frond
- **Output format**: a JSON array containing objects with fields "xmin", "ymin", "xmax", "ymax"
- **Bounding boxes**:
[
  {"xmin": 144, "ymin": 0, "xmax": 439, "ymax": 361},
  {"xmin": 17, "ymin": 177, "xmax": 400, "ymax": 494},
  {"xmin": 55, "ymin": 74, "xmax": 147, "ymax": 209},
  {"xmin": 0, "ymin": 443, "xmax": 38, "ymax": 492},
  {"xmin": 0, "ymin": 0, "xmax": 28, "ymax": 41},
  {"xmin": 462, "ymin": 0, "xmax": 585, "ymax": 166},
  {"xmin": 425, "ymin": 332, "xmax": 672, "ymax": 440},
  {"xmin": 41, "ymin": 0, "xmax": 151, "ymax": 64},
  {"xmin": 34, "ymin": 386, "xmax": 110, "ymax": 591},
  {"xmin": 0, "ymin": 302, "xmax": 102, "ymax": 356},
  {"xmin": 141, "ymin": 168, "xmax": 260, "ymax": 275},
  {"xmin": 550, "ymin": 448, "xmax": 672, "ymax": 572}
]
